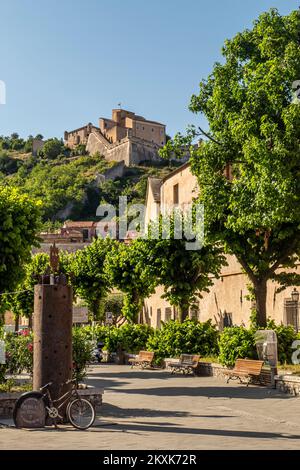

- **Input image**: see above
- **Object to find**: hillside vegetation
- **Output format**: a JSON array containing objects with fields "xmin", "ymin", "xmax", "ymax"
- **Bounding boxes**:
[{"xmin": 0, "ymin": 133, "xmax": 177, "ymax": 227}]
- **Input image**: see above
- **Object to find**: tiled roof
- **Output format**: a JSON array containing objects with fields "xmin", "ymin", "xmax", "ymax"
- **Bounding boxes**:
[{"xmin": 64, "ymin": 221, "xmax": 96, "ymax": 228}]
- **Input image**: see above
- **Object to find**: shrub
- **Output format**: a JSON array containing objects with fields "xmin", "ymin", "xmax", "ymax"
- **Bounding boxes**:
[
  {"xmin": 72, "ymin": 327, "xmax": 94, "ymax": 383},
  {"xmin": 78, "ymin": 324, "xmax": 110, "ymax": 345},
  {"xmin": 266, "ymin": 320, "xmax": 298, "ymax": 364},
  {"xmin": 218, "ymin": 327, "xmax": 257, "ymax": 367},
  {"xmin": 5, "ymin": 330, "xmax": 34, "ymax": 376},
  {"xmin": 146, "ymin": 320, "xmax": 219, "ymax": 364},
  {"xmin": 104, "ymin": 324, "xmax": 154, "ymax": 353},
  {"xmin": 0, "ymin": 327, "xmax": 95, "ymax": 385}
]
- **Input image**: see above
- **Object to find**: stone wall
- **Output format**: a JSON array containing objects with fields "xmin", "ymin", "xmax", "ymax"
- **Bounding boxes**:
[
  {"xmin": 0, "ymin": 388, "xmax": 104, "ymax": 419},
  {"xmin": 130, "ymin": 138, "xmax": 162, "ymax": 165},
  {"xmin": 86, "ymin": 132, "xmax": 163, "ymax": 166},
  {"xmin": 32, "ymin": 242, "xmax": 90, "ymax": 255},
  {"xmin": 86, "ymin": 132, "xmax": 131, "ymax": 166},
  {"xmin": 145, "ymin": 247, "xmax": 300, "ymax": 330},
  {"xmin": 275, "ymin": 374, "xmax": 300, "ymax": 396},
  {"xmin": 103, "ymin": 161, "xmax": 125, "ymax": 180}
]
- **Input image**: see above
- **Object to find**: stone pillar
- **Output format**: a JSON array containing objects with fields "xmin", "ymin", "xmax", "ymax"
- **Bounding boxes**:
[{"xmin": 33, "ymin": 283, "xmax": 73, "ymax": 401}]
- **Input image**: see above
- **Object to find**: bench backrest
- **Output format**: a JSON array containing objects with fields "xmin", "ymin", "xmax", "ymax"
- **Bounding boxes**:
[
  {"xmin": 138, "ymin": 351, "xmax": 154, "ymax": 362},
  {"xmin": 181, "ymin": 354, "xmax": 200, "ymax": 366},
  {"xmin": 234, "ymin": 359, "xmax": 264, "ymax": 376}
]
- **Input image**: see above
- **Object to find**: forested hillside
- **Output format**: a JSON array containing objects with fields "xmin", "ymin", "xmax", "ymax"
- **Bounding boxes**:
[{"xmin": 0, "ymin": 133, "xmax": 176, "ymax": 228}]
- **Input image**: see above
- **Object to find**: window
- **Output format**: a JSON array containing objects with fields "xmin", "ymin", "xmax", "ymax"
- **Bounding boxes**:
[
  {"xmin": 150, "ymin": 307, "xmax": 152, "ymax": 317},
  {"xmin": 173, "ymin": 183, "xmax": 179, "ymax": 205},
  {"xmin": 157, "ymin": 309, "xmax": 161, "ymax": 329},
  {"xmin": 190, "ymin": 303, "xmax": 199, "ymax": 320},
  {"xmin": 284, "ymin": 298, "xmax": 299, "ymax": 330},
  {"xmin": 223, "ymin": 312, "xmax": 233, "ymax": 328},
  {"xmin": 165, "ymin": 307, "xmax": 172, "ymax": 322},
  {"xmin": 152, "ymin": 128, "xmax": 154, "ymax": 132},
  {"xmin": 82, "ymin": 229, "xmax": 89, "ymax": 241}
]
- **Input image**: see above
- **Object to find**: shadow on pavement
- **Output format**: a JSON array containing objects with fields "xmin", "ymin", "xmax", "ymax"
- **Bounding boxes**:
[
  {"xmin": 90, "ymin": 420, "xmax": 300, "ymax": 440},
  {"xmin": 107, "ymin": 385, "xmax": 291, "ymax": 400},
  {"xmin": 99, "ymin": 403, "xmax": 191, "ymax": 419}
]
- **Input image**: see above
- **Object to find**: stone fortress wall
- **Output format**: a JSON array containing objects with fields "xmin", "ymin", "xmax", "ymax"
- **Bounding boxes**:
[{"xmin": 64, "ymin": 109, "xmax": 168, "ymax": 167}]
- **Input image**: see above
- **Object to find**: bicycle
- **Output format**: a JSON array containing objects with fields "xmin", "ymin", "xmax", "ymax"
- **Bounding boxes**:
[{"xmin": 13, "ymin": 379, "xmax": 95, "ymax": 430}]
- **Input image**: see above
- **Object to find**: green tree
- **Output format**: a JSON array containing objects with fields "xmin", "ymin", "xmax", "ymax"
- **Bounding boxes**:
[
  {"xmin": 162, "ymin": 8, "xmax": 300, "ymax": 326},
  {"xmin": 144, "ymin": 216, "xmax": 226, "ymax": 322},
  {"xmin": 99, "ymin": 293, "xmax": 125, "ymax": 325},
  {"xmin": 7, "ymin": 253, "xmax": 49, "ymax": 330},
  {"xmin": 39, "ymin": 138, "xmax": 65, "ymax": 160},
  {"xmin": 105, "ymin": 240, "xmax": 157, "ymax": 323},
  {"xmin": 0, "ymin": 187, "xmax": 41, "ymax": 321},
  {"xmin": 69, "ymin": 238, "xmax": 116, "ymax": 320}
]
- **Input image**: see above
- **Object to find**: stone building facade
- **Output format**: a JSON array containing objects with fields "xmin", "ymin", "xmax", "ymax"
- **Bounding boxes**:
[
  {"xmin": 143, "ymin": 162, "xmax": 300, "ymax": 330},
  {"xmin": 64, "ymin": 123, "xmax": 98, "ymax": 149},
  {"xmin": 64, "ymin": 109, "xmax": 167, "ymax": 166}
]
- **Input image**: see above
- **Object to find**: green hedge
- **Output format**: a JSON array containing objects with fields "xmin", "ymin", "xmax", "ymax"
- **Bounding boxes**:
[
  {"xmin": 104, "ymin": 324, "xmax": 154, "ymax": 353},
  {"xmin": 218, "ymin": 327, "xmax": 257, "ymax": 367},
  {"xmin": 78, "ymin": 323, "xmax": 153, "ymax": 354},
  {"xmin": 218, "ymin": 321, "xmax": 299, "ymax": 367},
  {"xmin": 1, "ymin": 319, "xmax": 299, "ymax": 385},
  {"xmin": 146, "ymin": 319, "xmax": 219, "ymax": 364}
]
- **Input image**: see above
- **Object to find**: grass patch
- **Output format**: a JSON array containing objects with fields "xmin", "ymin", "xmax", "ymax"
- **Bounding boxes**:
[
  {"xmin": 0, "ymin": 380, "xmax": 32, "ymax": 393},
  {"xmin": 277, "ymin": 363, "xmax": 300, "ymax": 375}
]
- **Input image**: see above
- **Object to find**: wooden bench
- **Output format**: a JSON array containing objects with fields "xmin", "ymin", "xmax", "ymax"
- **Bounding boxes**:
[
  {"xmin": 169, "ymin": 354, "xmax": 201, "ymax": 375},
  {"xmin": 225, "ymin": 359, "xmax": 264, "ymax": 386},
  {"xmin": 128, "ymin": 351, "xmax": 155, "ymax": 369}
]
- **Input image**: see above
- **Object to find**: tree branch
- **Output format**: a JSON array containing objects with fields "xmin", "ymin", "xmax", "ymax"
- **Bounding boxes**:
[
  {"xmin": 235, "ymin": 254, "xmax": 256, "ymax": 283},
  {"xmin": 197, "ymin": 126, "xmax": 222, "ymax": 145},
  {"xmin": 269, "ymin": 238, "xmax": 300, "ymax": 274}
]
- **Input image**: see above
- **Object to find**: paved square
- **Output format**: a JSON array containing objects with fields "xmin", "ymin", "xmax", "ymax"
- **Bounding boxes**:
[{"xmin": 0, "ymin": 364, "xmax": 300, "ymax": 450}]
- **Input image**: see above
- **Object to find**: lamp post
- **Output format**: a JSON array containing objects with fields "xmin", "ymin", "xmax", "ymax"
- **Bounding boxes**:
[{"xmin": 291, "ymin": 288, "xmax": 300, "ymax": 331}]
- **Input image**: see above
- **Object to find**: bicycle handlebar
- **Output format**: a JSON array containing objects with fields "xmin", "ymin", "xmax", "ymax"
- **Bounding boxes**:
[
  {"xmin": 40, "ymin": 379, "xmax": 75, "ymax": 391},
  {"xmin": 40, "ymin": 382, "xmax": 53, "ymax": 391}
]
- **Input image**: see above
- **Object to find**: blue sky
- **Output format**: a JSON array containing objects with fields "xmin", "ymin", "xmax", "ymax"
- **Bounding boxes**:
[{"xmin": 0, "ymin": 0, "xmax": 299, "ymax": 139}]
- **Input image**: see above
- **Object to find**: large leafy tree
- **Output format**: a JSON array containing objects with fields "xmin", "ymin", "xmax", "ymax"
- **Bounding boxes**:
[
  {"xmin": 7, "ymin": 253, "xmax": 49, "ymax": 330},
  {"xmin": 0, "ymin": 187, "xmax": 41, "ymax": 317},
  {"xmin": 163, "ymin": 8, "xmax": 300, "ymax": 326},
  {"xmin": 105, "ymin": 240, "xmax": 157, "ymax": 323},
  {"xmin": 144, "ymin": 216, "xmax": 226, "ymax": 322},
  {"xmin": 69, "ymin": 238, "xmax": 116, "ymax": 320},
  {"xmin": 39, "ymin": 138, "xmax": 65, "ymax": 160}
]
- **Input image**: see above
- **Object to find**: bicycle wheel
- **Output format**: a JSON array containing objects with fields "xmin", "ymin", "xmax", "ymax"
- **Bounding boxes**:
[
  {"xmin": 67, "ymin": 398, "xmax": 95, "ymax": 430},
  {"xmin": 13, "ymin": 392, "xmax": 47, "ymax": 428}
]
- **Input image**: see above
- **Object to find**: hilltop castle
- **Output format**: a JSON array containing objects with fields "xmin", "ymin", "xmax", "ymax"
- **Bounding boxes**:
[{"xmin": 64, "ymin": 109, "xmax": 167, "ymax": 166}]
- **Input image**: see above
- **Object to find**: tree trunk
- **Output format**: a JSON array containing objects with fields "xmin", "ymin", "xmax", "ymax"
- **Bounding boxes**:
[
  {"xmin": 14, "ymin": 314, "xmax": 19, "ymax": 332},
  {"xmin": 253, "ymin": 279, "xmax": 267, "ymax": 327},
  {"xmin": 178, "ymin": 303, "xmax": 189, "ymax": 323},
  {"xmin": 92, "ymin": 299, "xmax": 100, "ymax": 322},
  {"xmin": 28, "ymin": 316, "xmax": 33, "ymax": 329}
]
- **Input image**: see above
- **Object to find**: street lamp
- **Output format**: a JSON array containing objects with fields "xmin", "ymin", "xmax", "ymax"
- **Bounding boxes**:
[{"xmin": 291, "ymin": 288, "xmax": 300, "ymax": 303}]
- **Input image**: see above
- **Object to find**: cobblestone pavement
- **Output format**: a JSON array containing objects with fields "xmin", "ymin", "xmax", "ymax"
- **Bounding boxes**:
[{"xmin": 0, "ymin": 364, "xmax": 300, "ymax": 450}]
